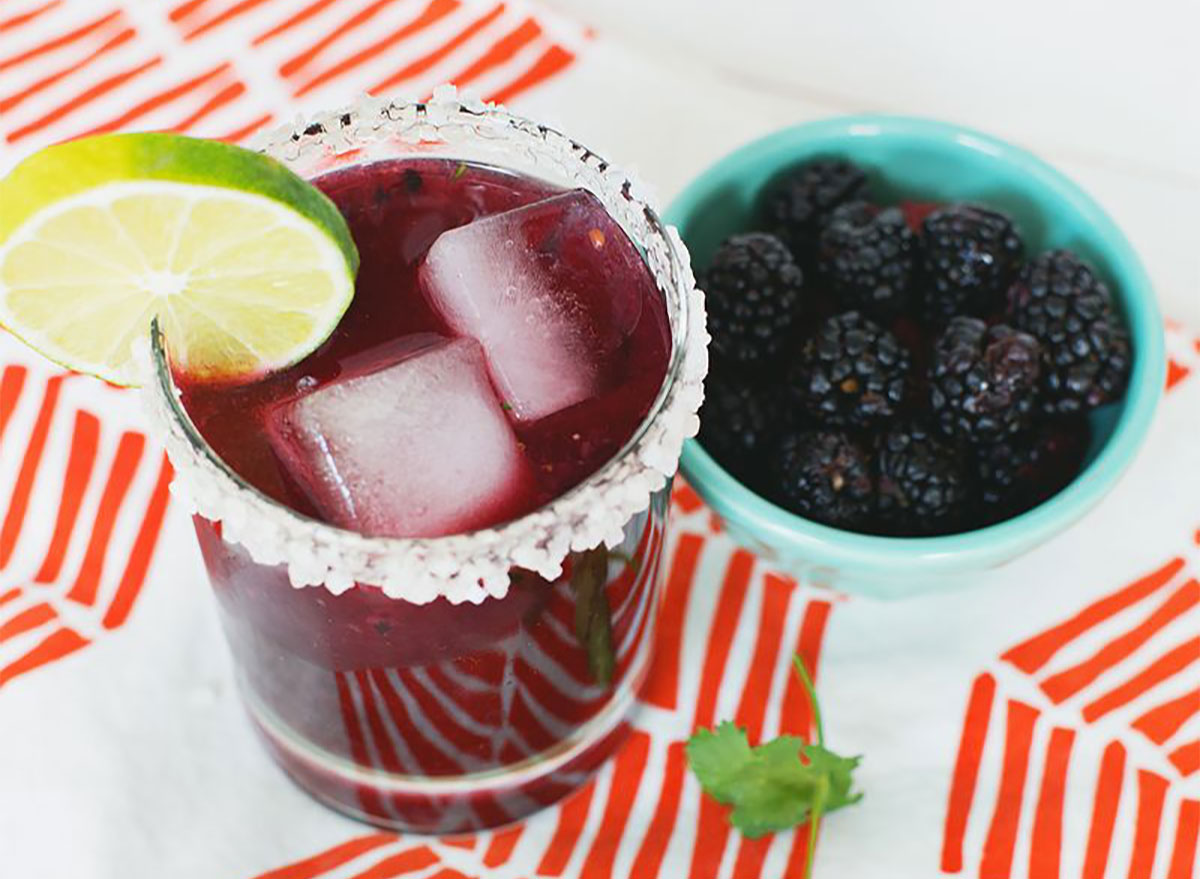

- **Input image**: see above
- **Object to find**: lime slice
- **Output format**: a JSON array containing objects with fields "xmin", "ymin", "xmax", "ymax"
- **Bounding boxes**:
[{"xmin": 0, "ymin": 132, "xmax": 358, "ymax": 385}]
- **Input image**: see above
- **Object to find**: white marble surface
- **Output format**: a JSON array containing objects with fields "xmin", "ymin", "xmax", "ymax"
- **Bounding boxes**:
[{"xmin": 522, "ymin": 0, "xmax": 1200, "ymax": 326}]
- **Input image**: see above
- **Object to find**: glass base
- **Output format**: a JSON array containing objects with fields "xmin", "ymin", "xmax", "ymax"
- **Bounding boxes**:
[{"xmin": 240, "ymin": 631, "xmax": 652, "ymax": 834}]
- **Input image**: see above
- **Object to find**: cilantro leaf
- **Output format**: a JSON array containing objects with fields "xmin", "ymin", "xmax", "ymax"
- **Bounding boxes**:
[
  {"xmin": 568, "ymin": 546, "xmax": 615, "ymax": 686},
  {"xmin": 800, "ymin": 744, "xmax": 863, "ymax": 814},
  {"xmin": 725, "ymin": 735, "xmax": 819, "ymax": 837},
  {"xmin": 687, "ymin": 731, "xmax": 858, "ymax": 839},
  {"xmin": 685, "ymin": 721, "xmax": 753, "ymax": 802},
  {"xmin": 685, "ymin": 655, "xmax": 865, "ymax": 874}
]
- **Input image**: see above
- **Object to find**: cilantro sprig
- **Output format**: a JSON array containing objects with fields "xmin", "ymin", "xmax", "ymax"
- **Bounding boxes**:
[{"xmin": 686, "ymin": 656, "xmax": 862, "ymax": 878}]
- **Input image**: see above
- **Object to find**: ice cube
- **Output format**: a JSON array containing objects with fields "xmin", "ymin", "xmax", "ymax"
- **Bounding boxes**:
[
  {"xmin": 267, "ymin": 337, "xmax": 532, "ymax": 539},
  {"xmin": 419, "ymin": 190, "xmax": 649, "ymax": 423}
]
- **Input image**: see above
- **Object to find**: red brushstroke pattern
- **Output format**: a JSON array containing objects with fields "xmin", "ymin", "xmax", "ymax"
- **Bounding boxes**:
[
  {"xmin": 0, "ymin": 0, "xmax": 584, "ymax": 153},
  {"xmin": 942, "ymin": 537, "xmax": 1200, "ymax": 877},
  {"xmin": 0, "ymin": 365, "xmax": 173, "ymax": 690}
]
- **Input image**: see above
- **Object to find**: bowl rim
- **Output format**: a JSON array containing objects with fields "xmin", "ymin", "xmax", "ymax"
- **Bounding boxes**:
[{"xmin": 669, "ymin": 113, "xmax": 1166, "ymax": 573}]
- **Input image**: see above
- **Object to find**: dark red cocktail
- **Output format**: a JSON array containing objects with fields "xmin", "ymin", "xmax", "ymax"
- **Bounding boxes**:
[
  {"xmin": 179, "ymin": 158, "xmax": 670, "ymax": 534},
  {"xmin": 160, "ymin": 120, "xmax": 687, "ymax": 833}
]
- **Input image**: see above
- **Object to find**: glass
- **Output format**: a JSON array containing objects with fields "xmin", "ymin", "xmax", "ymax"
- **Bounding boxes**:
[
  {"xmin": 145, "ymin": 95, "xmax": 701, "ymax": 834},
  {"xmin": 190, "ymin": 491, "xmax": 669, "ymax": 833}
]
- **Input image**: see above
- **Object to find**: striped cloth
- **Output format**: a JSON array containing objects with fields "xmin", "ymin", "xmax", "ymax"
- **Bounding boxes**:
[
  {"xmin": 0, "ymin": 0, "xmax": 585, "ymax": 159},
  {"xmin": 1, "ymin": 3, "xmax": 1199, "ymax": 877}
]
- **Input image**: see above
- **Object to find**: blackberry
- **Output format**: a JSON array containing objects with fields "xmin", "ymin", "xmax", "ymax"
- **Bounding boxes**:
[
  {"xmin": 974, "ymin": 418, "xmax": 1090, "ymax": 524},
  {"xmin": 818, "ymin": 201, "xmax": 916, "ymax": 318},
  {"xmin": 931, "ymin": 317, "xmax": 1041, "ymax": 441},
  {"xmin": 758, "ymin": 159, "xmax": 868, "ymax": 262},
  {"xmin": 920, "ymin": 204, "xmax": 1024, "ymax": 321},
  {"xmin": 1006, "ymin": 250, "xmax": 1131, "ymax": 414},
  {"xmin": 698, "ymin": 373, "xmax": 797, "ymax": 483},
  {"xmin": 772, "ymin": 430, "xmax": 875, "ymax": 529},
  {"xmin": 789, "ymin": 311, "xmax": 911, "ymax": 427},
  {"xmin": 703, "ymin": 233, "xmax": 804, "ymax": 370},
  {"xmin": 876, "ymin": 421, "xmax": 970, "ymax": 535}
]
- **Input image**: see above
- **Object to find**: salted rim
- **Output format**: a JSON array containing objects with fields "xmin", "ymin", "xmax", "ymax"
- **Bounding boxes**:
[{"xmin": 141, "ymin": 86, "xmax": 708, "ymax": 606}]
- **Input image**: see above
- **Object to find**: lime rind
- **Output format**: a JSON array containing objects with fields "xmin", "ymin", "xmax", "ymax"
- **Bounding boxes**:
[
  {"xmin": 0, "ymin": 132, "xmax": 358, "ymax": 274},
  {"xmin": 0, "ymin": 135, "xmax": 358, "ymax": 387}
]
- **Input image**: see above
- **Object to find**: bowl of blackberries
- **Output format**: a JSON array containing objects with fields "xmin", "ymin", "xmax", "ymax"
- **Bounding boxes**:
[{"xmin": 669, "ymin": 116, "xmax": 1165, "ymax": 598}]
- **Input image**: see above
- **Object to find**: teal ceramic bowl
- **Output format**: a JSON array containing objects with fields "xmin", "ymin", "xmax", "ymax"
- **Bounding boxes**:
[{"xmin": 667, "ymin": 115, "xmax": 1165, "ymax": 599}]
